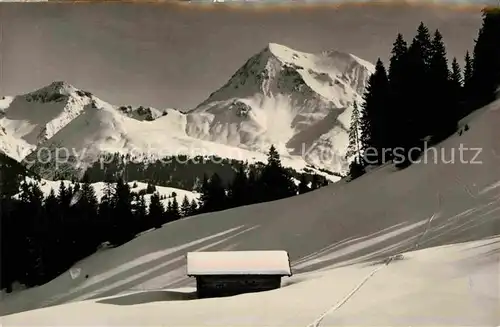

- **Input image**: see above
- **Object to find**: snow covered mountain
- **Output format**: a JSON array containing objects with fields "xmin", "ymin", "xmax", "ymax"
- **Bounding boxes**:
[
  {"xmin": 0, "ymin": 43, "xmax": 374, "ymax": 176},
  {"xmin": 0, "ymin": 82, "xmax": 101, "ymax": 161},
  {"xmin": 185, "ymin": 43, "xmax": 374, "ymax": 171},
  {"xmin": 1, "ymin": 81, "xmax": 320, "ymax": 180}
]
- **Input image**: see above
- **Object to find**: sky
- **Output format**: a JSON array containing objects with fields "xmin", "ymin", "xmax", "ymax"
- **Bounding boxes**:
[{"xmin": 0, "ymin": 2, "xmax": 485, "ymax": 109}]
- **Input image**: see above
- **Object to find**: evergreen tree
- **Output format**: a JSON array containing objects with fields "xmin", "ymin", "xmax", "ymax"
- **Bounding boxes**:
[
  {"xmin": 98, "ymin": 187, "xmax": 114, "ymax": 239},
  {"xmin": 73, "ymin": 182, "xmax": 81, "ymax": 194},
  {"xmin": 227, "ymin": 166, "xmax": 248, "ymax": 208},
  {"xmin": 57, "ymin": 181, "xmax": 72, "ymax": 212},
  {"xmin": 259, "ymin": 145, "xmax": 297, "ymax": 202},
  {"xmin": 180, "ymin": 195, "xmax": 191, "ymax": 217},
  {"xmin": 166, "ymin": 200, "xmax": 172, "ymax": 217},
  {"xmin": 110, "ymin": 177, "xmax": 134, "ymax": 244},
  {"xmin": 463, "ymin": 51, "xmax": 473, "ymax": 87},
  {"xmin": 198, "ymin": 173, "xmax": 210, "ymax": 212},
  {"xmin": 135, "ymin": 194, "xmax": 147, "ymax": 230},
  {"xmin": 450, "ymin": 57, "xmax": 465, "ymax": 119},
  {"xmin": 298, "ymin": 174, "xmax": 310, "ymax": 194},
  {"xmin": 146, "ymin": 182, "xmax": 156, "ymax": 194},
  {"xmin": 29, "ymin": 181, "xmax": 43, "ymax": 214},
  {"xmin": 78, "ymin": 174, "xmax": 99, "ymax": 213},
  {"xmin": 429, "ymin": 29, "xmax": 454, "ymax": 139},
  {"xmin": 20, "ymin": 182, "xmax": 44, "ymax": 228},
  {"xmin": 360, "ymin": 58, "xmax": 390, "ymax": 164},
  {"xmin": 414, "ymin": 22, "xmax": 434, "ymax": 68},
  {"xmin": 450, "ymin": 57, "xmax": 463, "ymax": 87},
  {"xmin": 388, "ymin": 33, "xmax": 408, "ymax": 83},
  {"xmin": 267, "ymin": 145, "xmax": 281, "ymax": 167},
  {"xmin": 200, "ymin": 173, "xmax": 227, "ymax": 212},
  {"xmin": 44, "ymin": 189, "xmax": 59, "ymax": 223},
  {"xmin": 1, "ymin": 195, "xmax": 19, "ymax": 292},
  {"xmin": 387, "ymin": 34, "xmax": 409, "ymax": 154},
  {"xmin": 0, "ymin": 155, "xmax": 23, "ymax": 199},
  {"xmin": 74, "ymin": 174, "xmax": 99, "ymax": 254},
  {"xmin": 469, "ymin": 8, "xmax": 500, "ymax": 110},
  {"xmin": 246, "ymin": 169, "xmax": 259, "ymax": 204},
  {"xmin": 42, "ymin": 188, "xmax": 62, "ymax": 274},
  {"xmin": 395, "ymin": 22, "xmax": 432, "ymax": 157},
  {"xmin": 345, "ymin": 101, "xmax": 362, "ymax": 164},
  {"xmin": 149, "ymin": 192, "xmax": 165, "ymax": 229},
  {"xmin": 189, "ymin": 199, "xmax": 198, "ymax": 216},
  {"xmin": 17, "ymin": 182, "xmax": 45, "ymax": 286},
  {"xmin": 23, "ymin": 235, "xmax": 44, "ymax": 286},
  {"xmin": 348, "ymin": 160, "xmax": 366, "ymax": 180},
  {"xmin": 27, "ymin": 182, "xmax": 48, "ymax": 286},
  {"xmin": 170, "ymin": 196, "xmax": 181, "ymax": 221},
  {"xmin": 310, "ymin": 174, "xmax": 322, "ymax": 191},
  {"xmin": 430, "ymin": 29, "xmax": 450, "ymax": 82},
  {"xmin": 56, "ymin": 181, "xmax": 73, "ymax": 268},
  {"xmin": 67, "ymin": 184, "xmax": 74, "ymax": 205},
  {"xmin": 102, "ymin": 178, "xmax": 115, "ymax": 201}
]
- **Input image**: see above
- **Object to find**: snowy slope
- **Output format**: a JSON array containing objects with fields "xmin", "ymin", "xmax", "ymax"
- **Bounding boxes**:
[
  {"xmin": 0, "ymin": 122, "xmax": 35, "ymax": 162},
  {"xmin": 24, "ymin": 101, "xmax": 324, "ymax": 177},
  {"xmin": 186, "ymin": 43, "xmax": 374, "ymax": 172},
  {"xmin": 32, "ymin": 179, "xmax": 200, "ymax": 208},
  {"xmin": 1, "ymin": 97, "xmax": 499, "ymax": 321},
  {"xmin": 2, "ymin": 238, "xmax": 498, "ymax": 325}
]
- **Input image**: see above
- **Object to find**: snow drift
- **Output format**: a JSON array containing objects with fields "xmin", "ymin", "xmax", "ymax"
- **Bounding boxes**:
[{"xmin": 2, "ymin": 238, "xmax": 498, "ymax": 325}]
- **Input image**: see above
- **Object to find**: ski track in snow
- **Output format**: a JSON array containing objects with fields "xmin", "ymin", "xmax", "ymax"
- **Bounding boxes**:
[
  {"xmin": 306, "ymin": 203, "xmax": 445, "ymax": 327},
  {"xmin": 414, "ymin": 192, "xmax": 442, "ymax": 250},
  {"xmin": 306, "ymin": 254, "xmax": 398, "ymax": 327},
  {"xmin": 306, "ymin": 191, "xmax": 448, "ymax": 327}
]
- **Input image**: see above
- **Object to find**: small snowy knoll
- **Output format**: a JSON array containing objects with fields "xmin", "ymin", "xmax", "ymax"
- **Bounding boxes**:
[
  {"xmin": 33, "ymin": 179, "xmax": 199, "ymax": 207},
  {"xmin": 2, "ymin": 237, "xmax": 498, "ymax": 325},
  {"xmin": 1, "ymin": 97, "xmax": 499, "ymax": 320}
]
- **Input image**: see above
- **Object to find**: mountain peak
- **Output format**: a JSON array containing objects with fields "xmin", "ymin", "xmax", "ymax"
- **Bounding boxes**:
[
  {"xmin": 266, "ymin": 42, "xmax": 290, "ymax": 55},
  {"xmin": 262, "ymin": 42, "xmax": 308, "ymax": 66},
  {"xmin": 29, "ymin": 81, "xmax": 78, "ymax": 97},
  {"xmin": 260, "ymin": 43, "xmax": 374, "ymax": 76},
  {"xmin": 188, "ymin": 43, "xmax": 375, "ymax": 172},
  {"xmin": 22, "ymin": 81, "xmax": 94, "ymax": 104}
]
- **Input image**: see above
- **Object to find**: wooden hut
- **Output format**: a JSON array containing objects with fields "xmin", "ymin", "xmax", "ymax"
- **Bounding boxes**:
[{"xmin": 186, "ymin": 250, "xmax": 292, "ymax": 298}]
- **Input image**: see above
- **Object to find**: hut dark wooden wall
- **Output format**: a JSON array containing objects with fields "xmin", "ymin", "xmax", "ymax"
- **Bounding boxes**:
[{"xmin": 195, "ymin": 274, "xmax": 282, "ymax": 298}]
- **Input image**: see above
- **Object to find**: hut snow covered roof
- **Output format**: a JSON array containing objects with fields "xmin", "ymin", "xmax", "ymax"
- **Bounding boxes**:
[{"xmin": 186, "ymin": 250, "xmax": 292, "ymax": 276}]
